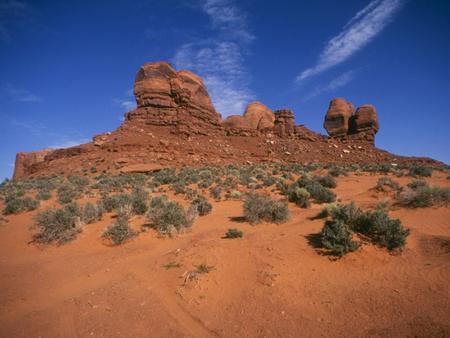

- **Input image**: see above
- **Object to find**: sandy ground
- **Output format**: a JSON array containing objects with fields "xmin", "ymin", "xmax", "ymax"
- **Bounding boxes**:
[{"xmin": 0, "ymin": 172, "xmax": 449, "ymax": 337}]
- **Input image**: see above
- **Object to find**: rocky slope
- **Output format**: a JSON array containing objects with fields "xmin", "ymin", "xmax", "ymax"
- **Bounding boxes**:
[{"xmin": 13, "ymin": 62, "xmax": 438, "ymax": 180}]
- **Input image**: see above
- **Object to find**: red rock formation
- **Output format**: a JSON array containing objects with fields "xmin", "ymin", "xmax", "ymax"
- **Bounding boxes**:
[
  {"xmin": 126, "ymin": 62, "xmax": 222, "ymax": 135},
  {"xmin": 349, "ymin": 104, "xmax": 379, "ymax": 143},
  {"xmin": 222, "ymin": 115, "xmax": 253, "ymax": 130},
  {"xmin": 13, "ymin": 149, "xmax": 54, "ymax": 180},
  {"xmin": 12, "ymin": 61, "xmax": 436, "ymax": 181},
  {"xmin": 243, "ymin": 102, "xmax": 275, "ymax": 131},
  {"xmin": 323, "ymin": 98, "xmax": 355, "ymax": 137},
  {"xmin": 274, "ymin": 109, "xmax": 295, "ymax": 137}
]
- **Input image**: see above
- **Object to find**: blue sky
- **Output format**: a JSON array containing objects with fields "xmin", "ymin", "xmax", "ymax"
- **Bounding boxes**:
[{"xmin": 1, "ymin": 0, "xmax": 449, "ymax": 179}]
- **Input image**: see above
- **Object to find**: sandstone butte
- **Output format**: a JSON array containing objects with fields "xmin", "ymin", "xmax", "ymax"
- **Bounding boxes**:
[{"xmin": 12, "ymin": 61, "xmax": 440, "ymax": 180}]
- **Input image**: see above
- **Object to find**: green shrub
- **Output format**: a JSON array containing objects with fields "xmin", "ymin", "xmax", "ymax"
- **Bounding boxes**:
[
  {"xmin": 376, "ymin": 177, "xmax": 400, "ymax": 191},
  {"xmin": 148, "ymin": 196, "xmax": 197, "ymax": 235},
  {"xmin": 209, "ymin": 186, "xmax": 222, "ymax": 200},
  {"xmin": 320, "ymin": 219, "xmax": 359, "ymax": 257},
  {"xmin": 397, "ymin": 183, "xmax": 450, "ymax": 208},
  {"xmin": 101, "ymin": 193, "xmax": 132, "ymax": 212},
  {"xmin": 353, "ymin": 209, "xmax": 410, "ymax": 250},
  {"xmin": 287, "ymin": 187, "xmax": 310, "ymax": 208},
  {"xmin": 102, "ymin": 215, "xmax": 137, "ymax": 245},
  {"xmin": 82, "ymin": 202, "xmax": 103, "ymax": 224},
  {"xmin": 32, "ymin": 203, "xmax": 82, "ymax": 244},
  {"xmin": 328, "ymin": 166, "xmax": 347, "ymax": 177},
  {"xmin": 315, "ymin": 175, "xmax": 337, "ymax": 188},
  {"xmin": 295, "ymin": 176, "xmax": 336, "ymax": 203},
  {"xmin": 227, "ymin": 190, "xmax": 242, "ymax": 200},
  {"xmin": 131, "ymin": 187, "xmax": 148, "ymax": 215},
  {"xmin": 57, "ymin": 184, "xmax": 78, "ymax": 204},
  {"xmin": 317, "ymin": 203, "xmax": 409, "ymax": 255},
  {"xmin": 243, "ymin": 193, "xmax": 289, "ymax": 224},
  {"xmin": 224, "ymin": 228, "xmax": 243, "ymax": 239},
  {"xmin": 37, "ymin": 189, "xmax": 52, "ymax": 200},
  {"xmin": 191, "ymin": 195, "xmax": 212, "ymax": 216},
  {"xmin": 408, "ymin": 165, "xmax": 432, "ymax": 177},
  {"xmin": 3, "ymin": 196, "xmax": 39, "ymax": 215}
]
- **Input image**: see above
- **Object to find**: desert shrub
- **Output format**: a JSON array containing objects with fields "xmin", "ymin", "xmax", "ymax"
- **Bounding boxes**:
[
  {"xmin": 320, "ymin": 219, "xmax": 359, "ymax": 257},
  {"xmin": 148, "ymin": 196, "xmax": 197, "ymax": 235},
  {"xmin": 376, "ymin": 177, "xmax": 401, "ymax": 192},
  {"xmin": 209, "ymin": 186, "xmax": 222, "ymax": 200},
  {"xmin": 315, "ymin": 175, "xmax": 337, "ymax": 188},
  {"xmin": 196, "ymin": 263, "xmax": 214, "ymax": 273},
  {"xmin": 352, "ymin": 209, "xmax": 410, "ymax": 250},
  {"xmin": 57, "ymin": 184, "xmax": 79, "ymax": 204},
  {"xmin": 224, "ymin": 228, "xmax": 243, "ymax": 239},
  {"xmin": 130, "ymin": 187, "xmax": 148, "ymax": 215},
  {"xmin": 407, "ymin": 180, "xmax": 428, "ymax": 190},
  {"xmin": 3, "ymin": 195, "xmax": 39, "ymax": 215},
  {"xmin": 296, "ymin": 176, "xmax": 336, "ymax": 203},
  {"xmin": 82, "ymin": 202, "xmax": 103, "ymax": 224},
  {"xmin": 101, "ymin": 193, "xmax": 132, "ymax": 212},
  {"xmin": 408, "ymin": 165, "xmax": 432, "ymax": 177},
  {"xmin": 318, "ymin": 203, "xmax": 409, "ymax": 254},
  {"xmin": 243, "ymin": 193, "xmax": 289, "ymax": 224},
  {"xmin": 287, "ymin": 187, "xmax": 310, "ymax": 208},
  {"xmin": 68, "ymin": 176, "xmax": 90, "ymax": 190},
  {"xmin": 171, "ymin": 181, "xmax": 187, "ymax": 194},
  {"xmin": 328, "ymin": 166, "xmax": 347, "ymax": 177},
  {"xmin": 37, "ymin": 189, "xmax": 52, "ymax": 200},
  {"xmin": 191, "ymin": 195, "xmax": 212, "ymax": 216},
  {"xmin": 397, "ymin": 182, "xmax": 450, "ymax": 208},
  {"xmin": 102, "ymin": 215, "xmax": 137, "ymax": 245},
  {"xmin": 33, "ymin": 203, "xmax": 82, "ymax": 244},
  {"xmin": 316, "ymin": 203, "xmax": 340, "ymax": 219}
]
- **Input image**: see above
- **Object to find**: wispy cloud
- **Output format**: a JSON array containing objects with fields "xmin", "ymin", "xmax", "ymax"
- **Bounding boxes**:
[
  {"xmin": 113, "ymin": 89, "xmax": 136, "ymax": 111},
  {"xmin": 0, "ymin": 0, "xmax": 32, "ymax": 42},
  {"xmin": 303, "ymin": 70, "xmax": 355, "ymax": 101},
  {"xmin": 48, "ymin": 139, "xmax": 89, "ymax": 149},
  {"xmin": 3, "ymin": 84, "xmax": 43, "ymax": 102},
  {"xmin": 10, "ymin": 119, "xmax": 88, "ymax": 149},
  {"xmin": 172, "ymin": 0, "xmax": 254, "ymax": 117},
  {"xmin": 296, "ymin": 0, "xmax": 403, "ymax": 82}
]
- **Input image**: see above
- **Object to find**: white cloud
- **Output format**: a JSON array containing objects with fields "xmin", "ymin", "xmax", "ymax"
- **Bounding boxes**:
[
  {"xmin": 303, "ymin": 71, "xmax": 355, "ymax": 101},
  {"xmin": 201, "ymin": 0, "xmax": 254, "ymax": 43},
  {"xmin": 3, "ymin": 84, "xmax": 43, "ymax": 102},
  {"xmin": 113, "ymin": 90, "xmax": 136, "ymax": 112},
  {"xmin": 296, "ymin": 0, "xmax": 403, "ymax": 82},
  {"xmin": 172, "ymin": 0, "xmax": 254, "ymax": 117},
  {"xmin": 48, "ymin": 138, "xmax": 89, "ymax": 149}
]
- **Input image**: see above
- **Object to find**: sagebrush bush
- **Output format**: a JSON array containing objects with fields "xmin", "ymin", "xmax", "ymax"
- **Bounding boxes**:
[
  {"xmin": 33, "ymin": 203, "xmax": 82, "ymax": 244},
  {"xmin": 191, "ymin": 195, "xmax": 212, "ymax": 216},
  {"xmin": 37, "ymin": 189, "xmax": 52, "ymax": 200},
  {"xmin": 131, "ymin": 187, "xmax": 148, "ymax": 215},
  {"xmin": 408, "ymin": 164, "xmax": 432, "ymax": 177},
  {"xmin": 397, "ymin": 182, "xmax": 450, "ymax": 208},
  {"xmin": 321, "ymin": 219, "xmax": 359, "ymax": 257},
  {"xmin": 224, "ymin": 228, "xmax": 243, "ymax": 239},
  {"xmin": 243, "ymin": 193, "xmax": 289, "ymax": 224},
  {"xmin": 82, "ymin": 202, "xmax": 103, "ymax": 224},
  {"xmin": 148, "ymin": 196, "xmax": 197, "ymax": 235},
  {"xmin": 287, "ymin": 187, "xmax": 310, "ymax": 208},
  {"xmin": 376, "ymin": 177, "xmax": 400, "ymax": 192},
  {"xmin": 209, "ymin": 186, "xmax": 222, "ymax": 200},
  {"xmin": 315, "ymin": 175, "xmax": 337, "ymax": 188},
  {"xmin": 318, "ymin": 202, "xmax": 409, "ymax": 255},
  {"xmin": 328, "ymin": 166, "xmax": 347, "ymax": 177},
  {"xmin": 57, "ymin": 184, "xmax": 78, "ymax": 204},
  {"xmin": 3, "ymin": 195, "xmax": 39, "ymax": 215},
  {"xmin": 352, "ymin": 209, "xmax": 410, "ymax": 250},
  {"xmin": 296, "ymin": 176, "xmax": 336, "ymax": 203},
  {"xmin": 102, "ymin": 215, "xmax": 137, "ymax": 245}
]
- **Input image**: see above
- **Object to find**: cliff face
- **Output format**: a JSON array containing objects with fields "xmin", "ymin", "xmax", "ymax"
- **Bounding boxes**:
[{"xmin": 12, "ymin": 61, "xmax": 437, "ymax": 180}]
